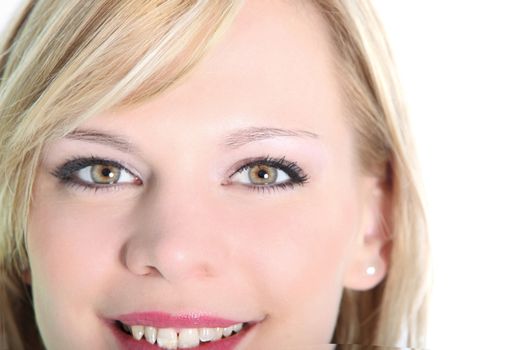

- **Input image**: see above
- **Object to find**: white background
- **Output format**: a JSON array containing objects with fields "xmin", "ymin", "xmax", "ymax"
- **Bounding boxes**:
[
  {"xmin": 2, "ymin": 1, "xmax": 524, "ymax": 349},
  {"xmin": 373, "ymin": 1, "xmax": 525, "ymax": 348}
]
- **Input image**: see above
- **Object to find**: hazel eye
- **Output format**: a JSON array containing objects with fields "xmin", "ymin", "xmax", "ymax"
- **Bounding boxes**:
[
  {"xmin": 52, "ymin": 157, "xmax": 142, "ymax": 190},
  {"xmin": 232, "ymin": 164, "xmax": 290, "ymax": 186},
  {"xmin": 228, "ymin": 156, "xmax": 309, "ymax": 193},
  {"xmin": 77, "ymin": 164, "xmax": 135, "ymax": 185}
]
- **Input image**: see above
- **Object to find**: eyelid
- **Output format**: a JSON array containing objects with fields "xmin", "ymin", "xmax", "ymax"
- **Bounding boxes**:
[
  {"xmin": 225, "ymin": 157, "xmax": 262, "ymax": 178},
  {"xmin": 227, "ymin": 155, "xmax": 297, "ymax": 177}
]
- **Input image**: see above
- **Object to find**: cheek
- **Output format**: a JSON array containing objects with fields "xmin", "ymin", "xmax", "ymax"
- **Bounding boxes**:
[
  {"xmin": 27, "ymin": 186, "xmax": 130, "ymax": 312},
  {"xmin": 228, "ymin": 189, "xmax": 360, "ymax": 308}
]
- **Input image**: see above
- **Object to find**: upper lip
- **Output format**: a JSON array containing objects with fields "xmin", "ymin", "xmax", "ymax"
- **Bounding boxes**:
[{"xmin": 112, "ymin": 312, "xmax": 253, "ymax": 329}]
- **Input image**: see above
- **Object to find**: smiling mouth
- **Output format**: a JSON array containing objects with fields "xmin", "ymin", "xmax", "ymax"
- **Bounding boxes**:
[{"xmin": 115, "ymin": 319, "xmax": 252, "ymax": 349}]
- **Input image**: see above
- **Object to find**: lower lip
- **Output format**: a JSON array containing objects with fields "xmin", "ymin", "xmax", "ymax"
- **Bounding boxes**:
[{"xmin": 108, "ymin": 321, "xmax": 254, "ymax": 350}]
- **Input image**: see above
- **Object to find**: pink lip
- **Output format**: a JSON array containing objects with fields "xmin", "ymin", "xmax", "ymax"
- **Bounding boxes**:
[
  {"xmin": 114, "ymin": 312, "xmax": 247, "ymax": 329},
  {"xmin": 105, "ymin": 312, "xmax": 260, "ymax": 350}
]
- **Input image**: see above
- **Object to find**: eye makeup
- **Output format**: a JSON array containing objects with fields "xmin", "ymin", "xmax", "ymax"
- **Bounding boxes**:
[
  {"xmin": 50, "ymin": 154, "xmax": 310, "ymax": 194},
  {"xmin": 51, "ymin": 156, "xmax": 142, "ymax": 192},
  {"xmin": 226, "ymin": 155, "xmax": 310, "ymax": 194}
]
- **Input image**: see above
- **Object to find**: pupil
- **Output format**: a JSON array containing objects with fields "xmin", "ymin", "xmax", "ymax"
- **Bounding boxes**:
[
  {"xmin": 258, "ymin": 170, "xmax": 269, "ymax": 179},
  {"xmin": 101, "ymin": 167, "xmax": 113, "ymax": 178}
]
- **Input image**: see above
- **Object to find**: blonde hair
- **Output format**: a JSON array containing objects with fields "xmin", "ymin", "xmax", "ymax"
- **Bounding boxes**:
[{"xmin": 0, "ymin": 1, "xmax": 430, "ymax": 349}]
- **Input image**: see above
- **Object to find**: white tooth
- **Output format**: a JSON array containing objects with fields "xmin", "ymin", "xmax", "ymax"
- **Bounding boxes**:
[
  {"xmin": 198, "ymin": 328, "xmax": 214, "ymax": 342},
  {"xmin": 211, "ymin": 327, "xmax": 223, "ymax": 341},
  {"xmin": 232, "ymin": 323, "xmax": 243, "ymax": 333},
  {"xmin": 222, "ymin": 326, "xmax": 233, "ymax": 337},
  {"xmin": 178, "ymin": 328, "xmax": 199, "ymax": 348},
  {"xmin": 157, "ymin": 328, "xmax": 178, "ymax": 349},
  {"xmin": 131, "ymin": 325, "xmax": 145, "ymax": 340},
  {"xmin": 198, "ymin": 327, "xmax": 222, "ymax": 342},
  {"xmin": 144, "ymin": 326, "xmax": 157, "ymax": 344}
]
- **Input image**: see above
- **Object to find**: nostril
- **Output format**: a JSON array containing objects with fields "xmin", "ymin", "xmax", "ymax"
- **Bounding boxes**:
[
  {"xmin": 120, "ymin": 240, "xmax": 164, "ymax": 277},
  {"xmin": 142, "ymin": 265, "xmax": 163, "ymax": 277}
]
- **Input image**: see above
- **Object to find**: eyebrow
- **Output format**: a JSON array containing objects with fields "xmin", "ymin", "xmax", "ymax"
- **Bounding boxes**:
[
  {"xmin": 65, "ymin": 126, "xmax": 320, "ymax": 153},
  {"xmin": 222, "ymin": 126, "xmax": 319, "ymax": 149},
  {"xmin": 65, "ymin": 129, "xmax": 136, "ymax": 153}
]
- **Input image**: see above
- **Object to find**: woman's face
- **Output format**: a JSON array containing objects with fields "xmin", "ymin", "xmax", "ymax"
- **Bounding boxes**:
[{"xmin": 27, "ymin": 1, "xmax": 387, "ymax": 349}]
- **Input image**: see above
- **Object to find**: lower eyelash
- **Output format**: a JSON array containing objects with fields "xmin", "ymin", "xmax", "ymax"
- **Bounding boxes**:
[
  {"xmin": 61, "ymin": 181, "xmax": 127, "ymax": 193},
  {"xmin": 246, "ymin": 181, "xmax": 303, "ymax": 194}
]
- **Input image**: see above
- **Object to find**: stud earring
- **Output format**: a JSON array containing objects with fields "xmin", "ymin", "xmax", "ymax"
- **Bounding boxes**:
[{"xmin": 366, "ymin": 265, "xmax": 376, "ymax": 276}]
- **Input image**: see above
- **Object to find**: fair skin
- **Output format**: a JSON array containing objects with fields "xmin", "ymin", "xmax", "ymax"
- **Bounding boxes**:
[{"xmin": 26, "ymin": 1, "xmax": 389, "ymax": 349}]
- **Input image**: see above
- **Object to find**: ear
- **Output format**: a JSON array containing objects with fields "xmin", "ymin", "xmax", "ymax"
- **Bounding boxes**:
[{"xmin": 343, "ymin": 175, "xmax": 391, "ymax": 291}]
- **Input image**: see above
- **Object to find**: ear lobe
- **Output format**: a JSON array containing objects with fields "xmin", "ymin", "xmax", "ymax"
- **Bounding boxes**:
[
  {"xmin": 342, "ymin": 176, "xmax": 392, "ymax": 291},
  {"xmin": 342, "ymin": 235, "xmax": 390, "ymax": 290}
]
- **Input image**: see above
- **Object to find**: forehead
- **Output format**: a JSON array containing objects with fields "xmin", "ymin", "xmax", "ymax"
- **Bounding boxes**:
[
  {"xmin": 87, "ymin": 0, "xmax": 350, "ymax": 155},
  {"xmin": 138, "ymin": 0, "xmax": 343, "ymax": 126}
]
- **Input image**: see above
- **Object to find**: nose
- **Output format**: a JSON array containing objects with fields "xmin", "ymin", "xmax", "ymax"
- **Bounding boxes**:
[{"xmin": 122, "ymin": 181, "xmax": 230, "ymax": 283}]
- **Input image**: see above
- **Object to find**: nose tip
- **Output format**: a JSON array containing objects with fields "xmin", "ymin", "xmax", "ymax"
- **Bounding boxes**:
[{"xmin": 122, "ymin": 230, "xmax": 219, "ymax": 283}]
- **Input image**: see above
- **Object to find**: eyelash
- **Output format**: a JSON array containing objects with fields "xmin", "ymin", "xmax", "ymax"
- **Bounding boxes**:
[
  {"xmin": 51, "ymin": 156, "xmax": 141, "ymax": 193},
  {"xmin": 51, "ymin": 155, "xmax": 310, "ymax": 194},
  {"xmin": 229, "ymin": 155, "xmax": 310, "ymax": 193}
]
